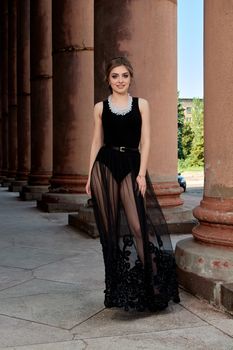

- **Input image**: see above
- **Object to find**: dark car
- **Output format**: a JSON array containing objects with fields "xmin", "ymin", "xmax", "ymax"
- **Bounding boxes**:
[{"xmin": 178, "ymin": 173, "xmax": 186, "ymax": 192}]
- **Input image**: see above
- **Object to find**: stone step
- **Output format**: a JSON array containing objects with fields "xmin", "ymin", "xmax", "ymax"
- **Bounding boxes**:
[
  {"xmin": 176, "ymin": 238, "xmax": 233, "ymax": 314},
  {"xmin": 1, "ymin": 179, "xmax": 13, "ymax": 187},
  {"xmin": 69, "ymin": 206, "xmax": 197, "ymax": 238},
  {"xmin": 20, "ymin": 185, "xmax": 50, "ymax": 201},
  {"xmin": 221, "ymin": 283, "xmax": 233, "ymax": 314},
  {"xmin": 69, "ymin": 212, "xmax": 99, "ymax": 238},
  {"xmin": 37, "ymin": 200, "xmax": 83, "ymax": 213},
  {"xmin": 76, "ymin": 206, "xmax": 95, "ymax": 221},
  {"xmin": 37, "ymin": 193, "xmax": 88, "ymax": 213},
  {"xmin": 9, "ymin": 180, "xmax": 28, "ymax": 192}
]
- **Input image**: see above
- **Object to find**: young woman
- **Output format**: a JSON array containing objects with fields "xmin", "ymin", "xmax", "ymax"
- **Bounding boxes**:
[{"xmin": 86, "ymin": 57, "xmax": 180, "ymax": 312}]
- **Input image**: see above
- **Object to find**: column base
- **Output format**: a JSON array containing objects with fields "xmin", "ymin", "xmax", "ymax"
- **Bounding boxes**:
[
  {"xmin": 20, "ymin": 185, "xmax": 50, "ymax": 201},
  {"xmin": 69, "ymin": 203, "xmax": 197, "ymax": 239},
  {"xmin": 1, "ymin": 178, "xmax": 15, "ymax": 187},
  {"xmin": 153, "ymin": 181, "xmax": 184, "ymax": 207},
  {"xmin": 28, "ymin": 172, "xmax": 52, "ymax": 186},
  {"xmin": 49, "ymin": 174, "xmax": 87, "ymax": 194},
  {"xmin": 37, "ymin": 192, "xmax": 88, "ymax": 212},
  {"xmin": 175, "ymin": 237, "xmax": 233, "ymax": 314},
  {"xmin": 193, "ymin": 196, "xmax": 233, "ymax": 246},
  {"xmin": 9, "ymin": 180, "xmax": 28, "ymax": 192}
]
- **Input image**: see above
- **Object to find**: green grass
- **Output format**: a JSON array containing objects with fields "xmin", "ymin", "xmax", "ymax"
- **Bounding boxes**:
[
  {"xmin": 178, "ymin": 166, "xmax": 204, "ymax": 173},
  {"xmin": 178, "ymin": 160, "xmax": 204, "ymax": 173}
]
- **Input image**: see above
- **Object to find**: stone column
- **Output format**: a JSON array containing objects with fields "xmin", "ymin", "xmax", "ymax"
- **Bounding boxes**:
[
  {"xmin": 7, "ymin": 0, "xmax": 18, "ymax": 183},
  {"xmin": 39, "ymin": 0, "xmax": 94, "ymax": 212},
  {"xmin": 0, "ymin": 3, "xmax": 3, "ymax": 180},
  {"xmin": 94, "ymin": 0, "xmax": 182, "ymax": 208},
  {"xmin": 20, "ymin": 0, "xmax": 52, "ymax": 201},
  {"xmin": 11, "ymin": 0, "xmax": 30, "ymax": 192},
  {"xmin": 175, "ymin": 0, "xmax": 233, "ymax": 312},
  {"xmin": 1, "ymin": 0, "xmax": 9, "ymax": 186},
  {"xmin": 0, "ymin": 117, "xmax": 2, "ymax": 181},
  {"xmin": 0, "ymin": 100, "xmax": 2, "ymax": 181},
  {"xmin": 8, "ymin": 0, "xmax": 17, "ymax": 180}
]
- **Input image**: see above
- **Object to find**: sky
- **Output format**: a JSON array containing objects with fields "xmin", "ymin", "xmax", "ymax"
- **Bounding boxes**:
[{"xmin": 178, "ymin": 0, "xmax": 203, "ymax": 98}]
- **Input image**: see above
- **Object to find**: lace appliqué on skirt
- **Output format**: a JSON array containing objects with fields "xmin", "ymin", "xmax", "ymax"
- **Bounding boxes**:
[{"xmin": 90, "ymin": 146, "xmax": 180, "ymax": 312}]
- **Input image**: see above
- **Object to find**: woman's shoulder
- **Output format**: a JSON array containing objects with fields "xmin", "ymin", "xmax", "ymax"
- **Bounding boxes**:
[
  {"xmin": 137, "ymin": 97, "xmax": 149, "ymax": 113},
  {"xmin": 94, "ymin": 101, "xmax": 104, "ymax": 113},
  {"xmin": 132, "ymin": 96, "xmax": 149, "ymax": 104},
  {"xmin": 93, "ymin": 101, "xmax": 104, "ymax": 120},
  {"xmin": 137, "ymin": 97, "xmax": 149, "ymax": 105}
]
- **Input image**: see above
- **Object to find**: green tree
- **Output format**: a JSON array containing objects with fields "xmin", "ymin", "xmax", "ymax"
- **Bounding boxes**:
[
  {"xmin": 188, "ymin": 98, "xmax": 204, "ymax": 166},
  {"xmin": 182, "ymin": 122, "xmax": 194, "ymax": 159},
  {"xmin": 177, "ymin": 95, "xmax": 185, "ymax": 159}
]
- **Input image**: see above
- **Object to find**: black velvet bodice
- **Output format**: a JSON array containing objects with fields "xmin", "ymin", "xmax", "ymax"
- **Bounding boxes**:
[{"xmin": 102, "ymin": 97, "xmax": 142, "ymax": 148}]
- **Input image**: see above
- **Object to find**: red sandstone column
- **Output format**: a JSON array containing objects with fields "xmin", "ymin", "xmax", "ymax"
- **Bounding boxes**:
[
  {"xmin": 29, "ymin": 0, "xmax": 52, "ymax": 187},
  {"xmin": 0, "ymin": 99, "xmax": 2, "ymax": 180},
  {"xmin": 175, "ymin": 0, "xmax": 233, "ymax": 310},
  {"xmin": 39, "ymin": 0, "xmax": 94, "ymax": 211},
  {"xmin": 1, "ymin": 0, "xmax": 9, "ymax": 185},
  {"xmin": 20, "ymin": 0, "xmax": 52, "ymax": 200},
  {"xmin": 94, "ymin": 0, "xmax": 182, "ymax": 207},
  {"xmin": 0, "ymin": 115, "xmax": 2, "ymax": 180},
  {"xmin": 13, "ymin": 0, "xmax": 30, "ymax": 191},
  {"xmin": 192, "ymin": 0, "xmax": 233, "ymax": 246},
  {"xmin": 0, "ymin": 3, "xmax": 3, "ymax": 180},
  {"xmin": 8, "ymin": 0, "xmax": 18, "ymax": 181},
  {"xmin": 29, "ymin": 0, "xmax": 52, "ymax": 192}
]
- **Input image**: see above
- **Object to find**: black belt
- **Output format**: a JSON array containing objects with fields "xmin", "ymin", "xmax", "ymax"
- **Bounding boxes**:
[{"xmin": 106, "ymin": 145, "xmax": 139, "ymax": 153}]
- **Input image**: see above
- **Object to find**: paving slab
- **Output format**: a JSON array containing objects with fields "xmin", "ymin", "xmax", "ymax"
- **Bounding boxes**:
[
  {"xmin": 72, "ymin": 303, "xmax": 206, "ymax": 339},
  {"xmin": 0, "ymin": 242, "xmax": 13, "ymax": 249},
  {"xmin": 0, "ymin": 246, "xmax": 77, "ymax": 269},
  {"xmin": 0, "ymin": 267, "xmax": 33, "ymax": 290},
  {"xmin": 0, "ymin": 280, "xmax": 104, "ymax": 329},
  {"xmin": 34, "ymin": 251, "xmax": 105, "ymax": 289},
  {"xmin": 0, "ymin": 315, "xmax": 71, "ymax": 348},
  {"xmin": 0, "ymin": 340, "xmax": 85, "ymax": 350},
  {"xmin": 0, "ymin": 229, "xmax": 99, "ymax": 254},
  {"xmin": 77, "ymin": 326, "xmax": 233, "ymax": 350},
  {"xmin": 2, "ymin": 326, "xmax": 233, "ymax": 350},
  {"xmin": 209, "ymin": 319, "xmax": 233, "ymax": 337},
  {"xmin": 1, "ymin": 183, "xmax": 233, "ymax": 349},
  {"xmin": 0, "ymin": 278, "xmax": 81, "ymax": 298},
  {"xmin": 0, "ymin": 214, "xmax": 99, "ymax": 254},
  {"xmin": 180, "ymin": 289, "xmax": 231, "ymax": 321}
]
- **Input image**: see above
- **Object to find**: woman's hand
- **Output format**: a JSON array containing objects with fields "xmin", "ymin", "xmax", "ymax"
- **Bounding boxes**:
[
  {"xmin": 136, "ymin": 174, "xmax": 146, "ymax": 197},
  {"xmin": 85, "ymin": 177, "xmax": 91, "ymax": 196}
]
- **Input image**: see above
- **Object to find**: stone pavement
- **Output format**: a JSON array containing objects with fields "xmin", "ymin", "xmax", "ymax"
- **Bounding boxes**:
[{"xmin": 0, "ymin": 183, "xmax": 233, "ymax": 349}]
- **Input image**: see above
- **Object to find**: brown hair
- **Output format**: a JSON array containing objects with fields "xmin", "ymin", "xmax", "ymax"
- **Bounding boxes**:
[{"xmin": 105, "ymin": 56, "xmax": 134, "ymax": 87}]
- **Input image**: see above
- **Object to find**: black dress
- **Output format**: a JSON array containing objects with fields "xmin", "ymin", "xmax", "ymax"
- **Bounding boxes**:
[{"xmin": 90, "ymin": 97, "xmax": 180, "ymax": 312}]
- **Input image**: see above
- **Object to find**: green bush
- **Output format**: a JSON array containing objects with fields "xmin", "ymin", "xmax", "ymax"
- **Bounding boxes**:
[
  {"xmin": 178, "ymin": 97, "xmax": 204, "ymax": 169},
  {"xmin": 178, "ymin": 159, "xmax": 204, "ymax": 172}
]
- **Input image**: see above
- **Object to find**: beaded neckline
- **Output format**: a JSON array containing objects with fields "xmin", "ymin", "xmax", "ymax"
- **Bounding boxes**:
[{"xmin": 108, "ymin": 94, "xmax": 133, "ymax": 116}]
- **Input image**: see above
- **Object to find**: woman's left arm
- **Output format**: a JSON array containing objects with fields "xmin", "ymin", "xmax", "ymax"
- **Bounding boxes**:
[{"xmin": 137, "ymin": 98, "xmax": 150, "ymax": 196}]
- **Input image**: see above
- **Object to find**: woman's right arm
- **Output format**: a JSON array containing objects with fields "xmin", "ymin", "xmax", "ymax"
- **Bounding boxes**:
[{"xmin": 85, "ymin": 102, "xmax": 103, "ymax": 195}]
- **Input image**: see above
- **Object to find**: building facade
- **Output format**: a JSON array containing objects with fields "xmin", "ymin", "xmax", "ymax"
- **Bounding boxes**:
[{"xmin": 179, "ymin": 98, "xmax": 203, "ymax": 123}]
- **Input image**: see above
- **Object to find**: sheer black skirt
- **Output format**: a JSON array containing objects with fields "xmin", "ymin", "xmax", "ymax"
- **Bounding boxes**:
[{"xmin": 90, "ymin": 146, "xmax": 180, "ymax": 312}]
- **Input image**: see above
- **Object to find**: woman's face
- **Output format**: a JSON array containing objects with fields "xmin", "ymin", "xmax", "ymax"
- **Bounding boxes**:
[{"xmin": 108, "ymin": 65, "xmax": 131, "ymax": 95}]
